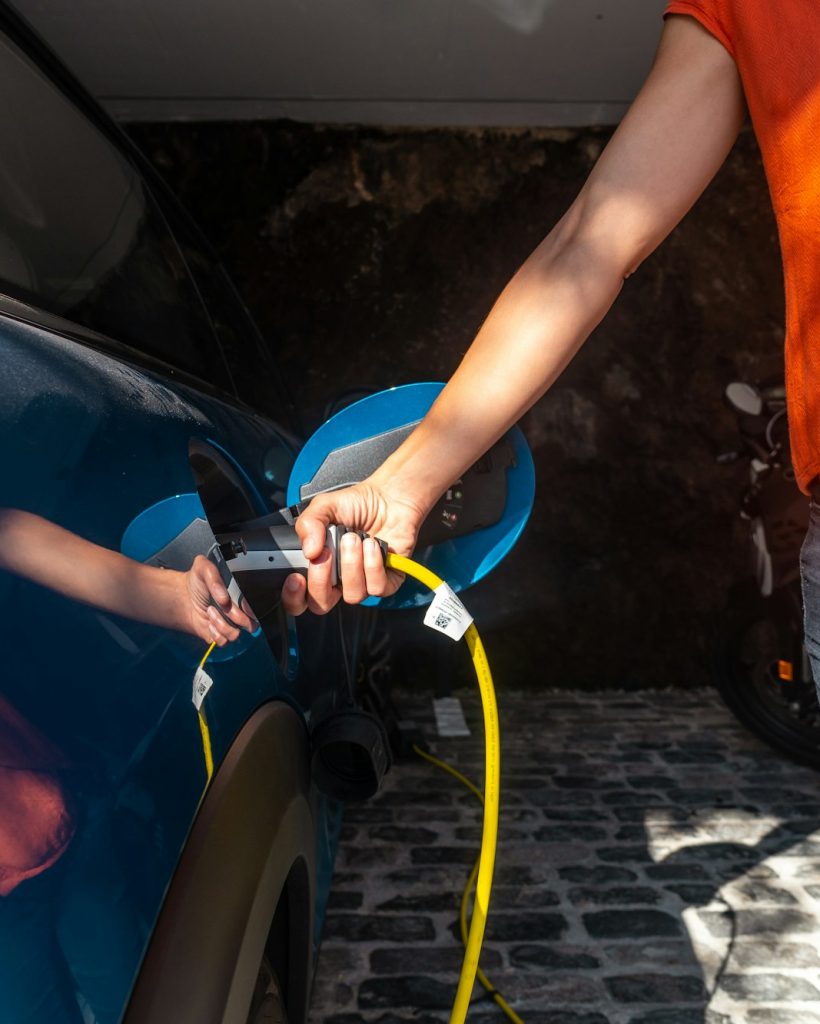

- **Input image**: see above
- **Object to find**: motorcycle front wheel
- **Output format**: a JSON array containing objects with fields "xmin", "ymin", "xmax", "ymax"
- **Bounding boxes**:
[{"xmin": 715, "ymin": 587, "xmax": 820, "ymax": 768}]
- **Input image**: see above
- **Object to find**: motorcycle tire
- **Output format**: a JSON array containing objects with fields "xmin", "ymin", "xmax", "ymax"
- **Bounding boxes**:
[{"xmin": 715, "ymin": 587, "xmax": 820, "ymax": 768}]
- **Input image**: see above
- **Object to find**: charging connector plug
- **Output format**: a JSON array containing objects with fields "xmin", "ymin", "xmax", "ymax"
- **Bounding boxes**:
[{"xmin": 217, "ymin": 516, "xmax": 388, "ymax": 590}]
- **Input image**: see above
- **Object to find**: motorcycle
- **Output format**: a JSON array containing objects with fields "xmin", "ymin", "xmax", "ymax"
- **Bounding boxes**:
[{"xmin": 716, "ymin": 380, "xmax": 820, "ymax": 766}]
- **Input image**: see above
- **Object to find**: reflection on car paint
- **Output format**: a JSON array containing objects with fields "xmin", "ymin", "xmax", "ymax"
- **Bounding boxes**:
[{"xmin": 0, "ymin": 321, "xmax": 343, "ymax": 1022}]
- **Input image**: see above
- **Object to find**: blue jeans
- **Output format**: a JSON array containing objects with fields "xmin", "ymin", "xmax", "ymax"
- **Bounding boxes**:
[{"xmin": 800, "ymin": 498, "xmax": 820, "ymax": 698}]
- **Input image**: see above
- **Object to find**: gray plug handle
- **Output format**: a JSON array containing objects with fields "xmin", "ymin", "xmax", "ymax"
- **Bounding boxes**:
[{"xmin": 221, "ymin": 521, "xmax": 388, "ymax": 588}]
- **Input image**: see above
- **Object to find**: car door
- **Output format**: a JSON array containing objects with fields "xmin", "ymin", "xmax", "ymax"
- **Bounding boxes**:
[{"xmin": 0, "ymin": 10, "xmax": 342, "ymax": 1023}]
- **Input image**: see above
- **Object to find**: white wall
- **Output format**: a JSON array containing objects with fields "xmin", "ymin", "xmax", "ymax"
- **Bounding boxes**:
[{"xmin": 13, "ymin": 0, "xmax": 668, "ymax": 125}]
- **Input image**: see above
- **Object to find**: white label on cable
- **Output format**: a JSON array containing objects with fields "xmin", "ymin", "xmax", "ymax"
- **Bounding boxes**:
[
  {"xmin": 433, "ymin": 697, "xmax": 471, "ymax": 738},
  {"xmin": 192, "ymin": 666, "xmax": 214, "ymax": 710},
  {"xmin": 423, "ymin": 582, "xmax": 473, "ymax": 641}
]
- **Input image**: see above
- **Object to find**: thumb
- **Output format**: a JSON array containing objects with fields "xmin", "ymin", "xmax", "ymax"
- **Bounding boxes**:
[{"xmin": 197, "ymin": 555, "xmax": 232, "ymax": 610}]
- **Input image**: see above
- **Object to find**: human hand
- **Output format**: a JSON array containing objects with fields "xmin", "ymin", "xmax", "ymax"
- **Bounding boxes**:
[
  {"xmin": 282, "ymin": 479, "xmax": 428, "ymax": 615},
  {"xmin": 184, "ymin": 554, "xmax": 257, "ymax": 646}
]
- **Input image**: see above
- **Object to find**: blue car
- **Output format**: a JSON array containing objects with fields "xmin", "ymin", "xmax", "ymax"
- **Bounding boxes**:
[{"xmin": 0, "ymin": 5, "xmax": 355, "ymax": 1022}]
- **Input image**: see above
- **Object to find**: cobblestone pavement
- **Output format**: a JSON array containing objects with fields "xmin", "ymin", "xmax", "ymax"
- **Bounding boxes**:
[{"xmin": 307, "ymin": 688, "xmax": 820, "ymax": 1024}]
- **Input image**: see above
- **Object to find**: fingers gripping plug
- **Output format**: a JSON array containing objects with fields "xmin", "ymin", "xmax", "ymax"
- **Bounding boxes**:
[{"xmin": 218, "ymin": 515, "xmax": 388, "ymax": 590}]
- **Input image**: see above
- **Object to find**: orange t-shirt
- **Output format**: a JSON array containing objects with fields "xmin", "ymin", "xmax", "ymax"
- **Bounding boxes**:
[
  {"xmin": 666, "ymin": 0, "xmax": 820, "ymax": 494},
  {"xmin": 0, "ymin": 694, "xmax": 74, "ymax": 896}
]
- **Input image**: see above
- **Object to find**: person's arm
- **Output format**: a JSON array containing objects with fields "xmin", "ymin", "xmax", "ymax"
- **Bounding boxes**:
[
  {"xmin": 0, "ymin": 509, "xmax": 254, "ymax": 646},
  {"xmin": 286, "ymin": 14, "xmax": 745, "ymax": 614}
]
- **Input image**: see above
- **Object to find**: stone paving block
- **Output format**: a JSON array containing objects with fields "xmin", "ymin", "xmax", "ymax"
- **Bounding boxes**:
[
  {"xmin": 369, "ymin": 826, "xmax": 440, "ymax": 845},
  {"xmin": 543, "ymin": 807, "xmax": 612, "ymax": 822},
  {"xmin": 484, "ymin": 912, "xmax": 570, "ymax": 942},
  {"xmin": 772, "ymin": 806, "xmax": 820, "ymax": 820},
  {"xmin": 663, "ymin": 880, "xmax": 712, "ymax": 905},
  {"xmin": 776, "ymin": 841, "xmax": 820, "ymax": 857},
  {"xmin": 527, "ymin": 973, "xmax": 607, "ymax": 1004},
  {"xmin": 730, "ymin": 881, "xmax": 799, "ymax": 904},
  {"xmin": 324, "ymin": 1014, "xmax": 446, "ymax": 1024},
  {"xmin": 515, "ymin": 1013, "xmax": 609, "ymax": 1024},
  {"xmin": 491, "ymin": 886, "xmax": 563, "ymax": 909},
  {"xmin": 718, "ymin": 972, "xmax": 820, "ymax": 1001},
  {"xmin": 627, "ymin": 1011, "xmax": 730, "ymax": 1024},
  {"xmin": 358, "ymin": 977, "xmax": 457, "ymax": 1010},
  {"xmin": 410, "ymin": 846, "xmax": 477, "ymax": 865},
  {"xmin": 729, "ymin": 939, "xmax": 820, "ymax": 967},
  {"xmin": 604, "ymin": 973, "xmax": 707, "ymax": 1003},
  {"xmin": 528, "ymin": 789, "xmax": 600, "ymax": 808},
  {"xmin": 627, "ymin": 775, "xmax": 677, "ymax": 790},
  {"xmin": 792, "ymin": 861, "xmax": 820, "ymax": 879},
  {"xmin": 602, "ymin": 941, "xmax": 695, "ymax": 969},
  {"xmin": 560, "ymin": 866, "xmax": 639, "ymax": 884},
  {"xmin": 644, "ymin": 863, "xmax": 711, "ymax": 881},
  {"xmin": 583, "ymin": 910, "xmax": 683, "ymax": 939},
  {"xmin": 328, "ymin": 891, "xmax": 365, "ymax": 910},
  {"xmin": 455, "ymin": 825, "xmax": 529, "ymax": 843},
  {"xmin": 380, "ymin": 866, "xmax": 457, "ymax": 889},
  {"xmin": 493, "ymin": 864, "xmax": 556, "ymax": 885},
  {"xmin": 373, "ymin": 892, "xmax": 459, "ymax": 913},
  {"xmin": 552, "ymin": 776, "xmax": 626, "ymax": 790},
  {"xmin": 698, "ymin": 908, "xmax": 820, "ymax": 937},
  {"xmin": 596, "ymin": 845, "xmax": 656, "ymax": 865},
  {"xmin": 343, "ymin": 807, "xmax": 395, "ymax": 824},
  {"xmin": 614, "ymin": 826, "xmax": 653, "ymax": 842},
  {"xmin": 337, "ymin": 847, "xmax": 404, "ymax": 870},
  {"xmin": 393, "ymin": 807, "xmax": 461, "ymax": 824},
  {"xmin": 510, "ymin": 944, "xmax": 602, "ymax": 971},
  {"xmin": 323, "ymin": 914, "xmax": 435, "ymax": 943},
  {"xmin": 746, "ymin": 1011, "xmax": 820, "ymax": 1023},
  {"xmin": 504, "ymin": 841, "xmax": 593, "ymax": 868},
  {"xmin": 369, "ymin": 945, "xmax": 502, "ymax": 975},
  {"xmin": 536, "ymin": 825, "xmax": 612, "ymax": 842},
  {"xmin": 568, "ymin": 887, "xmax": 662, "ymax": 907}
]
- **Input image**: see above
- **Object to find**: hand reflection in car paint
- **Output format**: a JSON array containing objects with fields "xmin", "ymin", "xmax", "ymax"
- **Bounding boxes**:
[
  {"xmin": 0, "ymin": 507, "xmax": 256, "ymax": 1023},
  {"xmin": 0, "ymin": 508, "xmax": 257, "ymax": 647}
]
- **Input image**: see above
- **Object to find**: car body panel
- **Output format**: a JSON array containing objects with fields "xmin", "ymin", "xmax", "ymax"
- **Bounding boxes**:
[
  {"xmin": 0, "ymin": 303, "xmax": 342, "ymax": 1024},
  {"xmin": 0, "ymin": 5, "xmax": 347, "ymax": 1020}
]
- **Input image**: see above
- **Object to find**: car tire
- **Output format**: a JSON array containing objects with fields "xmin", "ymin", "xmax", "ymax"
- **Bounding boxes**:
[
  {"xmin": 248, "ymin": 958, "xmax": 288, "ymax": 1024},
  {"xmin": 715, "ymin": 586, "xmax": 820, "ymax": 767}
]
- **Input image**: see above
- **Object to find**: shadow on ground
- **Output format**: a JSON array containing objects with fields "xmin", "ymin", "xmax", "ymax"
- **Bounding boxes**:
[{"xmin": 308, "ymin": 689, "xmax": 820, "ymax": 1024}]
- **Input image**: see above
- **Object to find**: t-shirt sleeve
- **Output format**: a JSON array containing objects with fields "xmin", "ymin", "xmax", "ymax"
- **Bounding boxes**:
[{"xmin": 664, "ymin": 0, "xmax": 735, "ymax": 60}]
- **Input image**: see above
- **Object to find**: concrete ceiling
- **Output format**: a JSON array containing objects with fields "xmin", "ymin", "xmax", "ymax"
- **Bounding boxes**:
[{"xmin": 13, "ymin": 0, "xmax": 668, "ymax": 125}]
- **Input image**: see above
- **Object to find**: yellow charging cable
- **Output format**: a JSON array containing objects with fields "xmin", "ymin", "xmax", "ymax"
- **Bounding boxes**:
[
  {"xmin": 414, "ymin": 745, "xmax": 524, "ymax": 1024},
  {"xmin": 197, "ymin": 641, "xmax": 217, "ymax": 783},
  {"xmin": 194, "ymin": 552, "xmax": 505, "ymax": 1020},
  {"xmin": 385, "ymin": 553, "xmax": 502, "ymax": 1024}
]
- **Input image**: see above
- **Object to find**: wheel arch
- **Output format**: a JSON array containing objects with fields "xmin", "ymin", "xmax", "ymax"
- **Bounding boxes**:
[{"xmin": 124, "ymin": 701, "xmax": 316, "ymax": 1024}]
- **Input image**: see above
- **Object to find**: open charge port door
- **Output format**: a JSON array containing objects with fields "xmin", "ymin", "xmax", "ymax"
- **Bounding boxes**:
[{"xmin": 122, "ymin": 438, "xmax": 290, "ymax": 669}]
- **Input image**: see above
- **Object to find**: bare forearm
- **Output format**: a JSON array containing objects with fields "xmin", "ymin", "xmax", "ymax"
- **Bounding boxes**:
[
  {"xmin": 286, "ymin": 15, "xmax": 746, "ymax": 616},
  {"xmin": 0, "ymin": 510, "xmax": 190, "ymax": 632},
  {"xmin": 369, "ymin": 17, "xmax": 744, "ymax": 519},
  {"xmin": 372, "ymin": 219, "xmax": 625, "ymax": 512}
]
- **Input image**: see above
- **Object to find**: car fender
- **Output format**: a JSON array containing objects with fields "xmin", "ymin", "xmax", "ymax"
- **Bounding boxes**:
[{"xmin": 124, "ymin": 700, "xmax": 316, "ymax": 1024}]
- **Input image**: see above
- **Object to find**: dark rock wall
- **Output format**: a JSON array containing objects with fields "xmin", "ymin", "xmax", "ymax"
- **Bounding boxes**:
[{"xmin": 129, "ymin": 122, "xmax": 787, "ymax": 688}]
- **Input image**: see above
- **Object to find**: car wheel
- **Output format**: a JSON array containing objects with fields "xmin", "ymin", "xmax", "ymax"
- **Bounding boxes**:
[
  {"xmin": 248, "ymin": 957, "xmax": 288, "ymax": 1024},
  {"xmin": 715, "ymin": 591, "xmax": 820, "ymax": 767}
]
